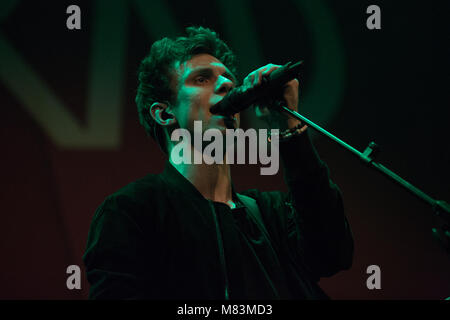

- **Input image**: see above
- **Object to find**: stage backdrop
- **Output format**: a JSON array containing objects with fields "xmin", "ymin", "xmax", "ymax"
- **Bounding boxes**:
[{"xmin": 1, "ymin": 0, "xmax": 449, "ymax": 299}]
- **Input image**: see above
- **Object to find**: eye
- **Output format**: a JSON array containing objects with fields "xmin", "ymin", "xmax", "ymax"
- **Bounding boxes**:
[{"xmin": 195, "ymin": 76, "xmax": 209, "ymax": 84}]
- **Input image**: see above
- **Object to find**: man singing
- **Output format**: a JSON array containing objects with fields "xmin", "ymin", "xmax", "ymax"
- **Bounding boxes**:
[{"xmin": 83, "ymin": 26, "xmax": 353, "ymax": 299}]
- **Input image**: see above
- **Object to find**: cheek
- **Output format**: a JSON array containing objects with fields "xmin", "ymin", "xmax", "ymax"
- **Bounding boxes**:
[{"xmin": 175, "ymin": 88, "xmax": 210, "ymax": 128}]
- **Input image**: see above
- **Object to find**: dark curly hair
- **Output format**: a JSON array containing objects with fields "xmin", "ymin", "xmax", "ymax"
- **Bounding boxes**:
[{"xmin": 135, "ymin": 26, "xmax": 238, "ymax": 153}]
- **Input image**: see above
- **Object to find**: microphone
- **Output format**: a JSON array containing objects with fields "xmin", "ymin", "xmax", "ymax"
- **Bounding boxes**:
[{"xmin": 210, "ymin": 60, "xmax": 303, "ymax": 116}]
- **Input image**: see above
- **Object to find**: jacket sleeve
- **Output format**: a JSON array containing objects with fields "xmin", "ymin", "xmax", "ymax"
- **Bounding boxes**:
[
  {"xmin": 82, "ymin": 196, "xmax": 151, "ymax": 299},
  {"xmin": 278, "ymin": 131, "xmax": 354, "ymax": 279}
]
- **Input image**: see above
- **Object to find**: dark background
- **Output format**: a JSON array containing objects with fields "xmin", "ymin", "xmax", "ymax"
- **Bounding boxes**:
[{"xmin": 1, "ymin": 0, "xmax": 449, "ymax": 299}]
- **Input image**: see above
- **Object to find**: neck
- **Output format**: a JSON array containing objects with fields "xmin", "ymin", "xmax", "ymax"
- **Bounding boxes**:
[{"xmin": 168, "ymin": 144, "xmax": 233, "ymax": 205}]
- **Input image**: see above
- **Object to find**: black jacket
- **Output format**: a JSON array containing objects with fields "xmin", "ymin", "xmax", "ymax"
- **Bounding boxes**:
[{"xmin": 83, "ymin": 132, "xmax": 354, "ymax": 299}]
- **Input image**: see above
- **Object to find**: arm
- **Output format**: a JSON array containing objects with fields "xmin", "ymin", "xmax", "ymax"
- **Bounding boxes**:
[
  {"xmin": 244, "ymin": 64, "xmax": 353, "ymax": 278},
  {"xmin": 280, "ymin": 131, "xmax": 354, "ymax": 278}
]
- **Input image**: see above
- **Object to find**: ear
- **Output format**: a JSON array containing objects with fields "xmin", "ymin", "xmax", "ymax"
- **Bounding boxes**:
[{"xmin": 149, "ymin": 102, "xmax": 177, "ymax": 126}]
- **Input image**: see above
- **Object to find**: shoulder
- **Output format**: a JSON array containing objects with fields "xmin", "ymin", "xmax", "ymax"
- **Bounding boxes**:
[
  {"xmin": 90, "ymin": 173, "xmax": 166, "ymax": 230},
  {"xmin": 117, "ymin": 172, "xmax": 164, "ymax": 197}
]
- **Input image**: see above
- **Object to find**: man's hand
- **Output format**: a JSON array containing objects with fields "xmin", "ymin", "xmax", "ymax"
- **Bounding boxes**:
[{"xmin": 243, "ymin": 63, "xmax": 302, "ymax": 130}]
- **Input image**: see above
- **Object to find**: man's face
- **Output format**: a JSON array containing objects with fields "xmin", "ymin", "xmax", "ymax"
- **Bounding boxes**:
[{"xmin": 171, "ymin": 53, "xmax": 239, "ymax": 134}]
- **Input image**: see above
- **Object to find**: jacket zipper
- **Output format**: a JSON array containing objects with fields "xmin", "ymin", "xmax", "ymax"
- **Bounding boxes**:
[{"xmin": 208, "ymin": 200, "xmax": 229, "ymax": 300}]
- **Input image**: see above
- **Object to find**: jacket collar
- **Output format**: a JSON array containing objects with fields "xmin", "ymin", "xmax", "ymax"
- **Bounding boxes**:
[{"xmin": 160, "ymin": 160, "xmax": 243, "ymax": 208}]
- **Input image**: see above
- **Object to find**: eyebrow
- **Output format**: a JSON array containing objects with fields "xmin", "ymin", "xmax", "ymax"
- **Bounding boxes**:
[{"xmin": 188, "ymin": 66, "xmax": 237, "ymax": 84}]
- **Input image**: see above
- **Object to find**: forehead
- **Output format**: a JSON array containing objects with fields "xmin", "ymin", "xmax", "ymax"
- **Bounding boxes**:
[{"xmin": 177, "ymin": 53, "xmax": 233, "ymax": 80}]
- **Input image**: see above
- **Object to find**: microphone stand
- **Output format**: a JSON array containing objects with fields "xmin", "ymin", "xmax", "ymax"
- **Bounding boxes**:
[{"xmin": 275, "ymin": 103, "xmax": 450, "ymax": 254}]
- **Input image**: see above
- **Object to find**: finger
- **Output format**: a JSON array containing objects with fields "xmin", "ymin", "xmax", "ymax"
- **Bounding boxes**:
[
  {"xmin": 253, "ymin": 70, "xmax": 260, "ymax": 86},
  {"xmin": 286, "ymin": 78, "xmax": 299, "ymax": 89},
  {"xmin": 243, "ymin": 75, "xmax": 249, "ymax": 88},
  {"xmin": 261, "ymin": 64, "xmax": 280, "ymax": 79},
  {"xmin": 254, "ymin": 65, "xmax": 272, "ymax": 86},
  {"xmin": 245, "ymin": 64, "xmax": 273, "ymax": 88},
  {"xmin": 243, "ymin": 73, "xmax": 253, "ymax": 89},
  {"xmin": 245, "ymin": 63, "xmax": 281, "ymax": 88},
  {"xmin": 256, "ymin": 64, "xmax": 280, "ymax": 86}
]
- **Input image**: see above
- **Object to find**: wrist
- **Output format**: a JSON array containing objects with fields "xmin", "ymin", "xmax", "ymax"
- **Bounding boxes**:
[
  {"xmin": 287, "ymin": 118, "xmax": 301, "ymax": 129},
  {"xmin": 268, "ymin": 121, "xmax": 308, "ymax": 143}
]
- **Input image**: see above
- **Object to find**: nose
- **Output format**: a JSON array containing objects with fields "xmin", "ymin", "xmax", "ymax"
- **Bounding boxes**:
[{"xmin": 215, "ymin": 75, "xmax": 234, "ymax": 95}]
